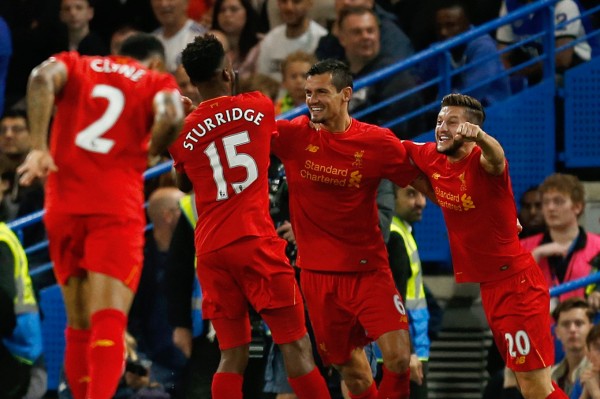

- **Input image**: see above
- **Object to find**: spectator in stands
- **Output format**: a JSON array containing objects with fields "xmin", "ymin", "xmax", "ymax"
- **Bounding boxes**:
[
  {"xmin": 0, "ymin": 17, "xmax": 11, "ymax": 116},
  {"xmin": 18, "ymin": 33, "xmax": 184, "ymax": 399},
  {"xmin": 337, "ymin": 6, "xmax": 425, "ymax": 138},
  {"xmin": 59, "ymin": 0, "xmax": 109, "ymax": 56},
  {"xmin": 174, "ymin": 64, "xmax": 202, "ymax": 106},
  {"xmin": 519, "ymin": 185, "xmax": 546, "ymax": 238},
  {"xmin": 551, "ymin": 297, "xmax": 594, "ymax": 396},
  {"xmin": 520, "ymin": 173, "xmax": 600, "ymax": 309},
  {"xmin": 275, "ymin": 51, "xmax": 317, "ymax": 115},
  {"xmin": 0, "ymin": 109, "xmax": 45, "ymax": 251},
  {"xmin": 316, "ymin": 0, "xmax": 414, "ymax": 63},
  {"xmin": 211, "ymin": 0, "xmax": 262, "ymax": 80},
  {"xmin": 496, "ymin": 0, "xmax": 595, "ymax": 85},
  {"xmin": 419, "ymin": 0, "xmax": 510, "ymax": 107},
  {"xmin": 166, "ymin": 193, "xmax": 221, "ymax": 398},
  {"xmin": 151, "ymin": 0, "xmax": 207, "ymax": 72},
  {"xmin": 256, "ymin": 0, "xmax": 327, "ymax": 83},
  {"xmin": 109, "ymin": 25, "xmax": 139, "ymax": 55},
  {"xmin": 239, "ymin": 73, "xmax": 281, "ymax": 101},
  {"xmin": 265, "ymin": 0, "xmax": 335, "ymax": 30},
  {"xmin": 572, "ymin": 323, "xmax": 600, "ymax": 398},
  {"xmin": 0, "ymin": 155, "xmax": 43, "ymax": 399},
  {"xmin": 387, "ymin": 184, "xmax": 431, "ymax": 399},
  {"xmin": 128, "ymin": 187, "xmax": 186, "ymax": 397}
]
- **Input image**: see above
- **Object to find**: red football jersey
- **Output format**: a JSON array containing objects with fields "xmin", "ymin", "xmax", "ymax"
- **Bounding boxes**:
[
  {"xmin": 404, "ymin": 141, "xmax": 532, "ymax": 283},
  {"xmin": 170, "ymin": 91, "xmax": 278, "ymax": 254},
  {"xmin": 272, "ymin": 116, "xmax": 419, "ymax": 272},
  {"xmin": 46, "ymin": 51, "xmax": 179, "ymax": 217}
]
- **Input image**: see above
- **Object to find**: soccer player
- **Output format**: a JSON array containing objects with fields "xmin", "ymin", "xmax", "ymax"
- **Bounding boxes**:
[
  {"xmin": 272, "ymin": 59, "xmax": 432, "ymax": 399},
  {"xmin": 403, "ymin": 93, "xmax": 568, "ymax": 399},
  {"xmin": 168, "ymin": 34, "xmax": 331, "ymax": 399},
  {"xmin": 18, "ymin": 33, "xmax": 184, "ymax": 399}
]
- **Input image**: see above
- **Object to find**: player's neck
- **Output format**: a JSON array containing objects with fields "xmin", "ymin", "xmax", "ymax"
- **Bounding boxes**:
[{"xmin": 321, "ymin": 114, "xmax": 351, "ymax": 133}]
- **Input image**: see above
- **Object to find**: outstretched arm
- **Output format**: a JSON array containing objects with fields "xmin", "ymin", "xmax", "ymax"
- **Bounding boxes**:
[
  {"xmin": 411, "ymin": 174, "xmax": 438, "ymax": 205},
  {"xmin": 455, "ymin": 122, "xmax": 505, "ymax": 176},
  {"xmin": 18, "ymin": 58, "xmax": 66, "ymax": 185}
]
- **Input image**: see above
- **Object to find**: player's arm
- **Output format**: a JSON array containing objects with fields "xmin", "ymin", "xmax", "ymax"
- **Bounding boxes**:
[
  {"xmin": 18, "ymin": 58, "xmax": 66, "ymax": 185},
  {"xmin": 456, "ymin": 122, "xmax": 505, "ymax": 176},
  {"xmin": 148, "ymin": 89, "xmax": 184, "ymax": 157}
]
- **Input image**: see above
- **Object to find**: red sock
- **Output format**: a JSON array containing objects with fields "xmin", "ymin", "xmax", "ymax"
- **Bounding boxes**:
[
  {"xmin": 212, "ymin": 372, "xmax": 243, "ymax": 399},
  {"xmin": 348, "ymin": 380, "xmax": 378, "ymax": 399},
  {"xmin": 87, "ymin": 309, "xmax": 127, "ymax": 399},
  {"xmin": 547, "ymin": 381, "xmax": 569, "ymax": 398},
  {"xmin": 378, "ymin": 365, "xmax": 410, "ymax": 399},
  {"xmin": 64, "ymin": 327, "xmax": 91, "ymax": 399},
  {"xmin": 288, "ymin": 367, "xmax": 331, "ymax": 399}
]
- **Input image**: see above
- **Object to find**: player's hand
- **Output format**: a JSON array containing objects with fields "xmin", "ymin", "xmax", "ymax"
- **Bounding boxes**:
[
  {"xmin": 516, "ymin": 218, "xmax": 523, "ymax": 234},
  {"xmin": 276, "ymin": 220, "xmax": 296, "ymax": 245},
  {"xmin": 181, "ymin": 95, "xmax": 197, "ymax": 115},
  {"xmin": 17, "ymin": 149, "xmax": 58, "ymax": 186},
  {"xmin": 409, "ymin": 354, "xmax": 423, "ymax": 385},
  {"xmin": 172, "ymin": 327, "xmax": 193, "ymax": 358},
  {"xmin": 455, "ymin": 122, "xmax": 485, "ymax": 143}
]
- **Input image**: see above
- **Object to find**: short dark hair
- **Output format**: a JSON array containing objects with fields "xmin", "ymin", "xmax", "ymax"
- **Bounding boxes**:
[
  {"xmin": 307, "ymin": 59, "xmax": 353, "ymax": 91},
  {"xmin": 119, "ymin": 33, "xmax": 166, "ymax": 62},
  {"xmin": 181, "ymin": 34, "xmax": 225, "ymax": 84},
  {"xmin": 441, "ymin": 93, "xmax": 485, "ymax": 125},
  {"xmin": 1, "ymin": 109, "xmax": 27, "ymax": 123},
  {"xmin": 552, "ymin": 296, "xmax": 594, "ymax": 323},
  {"xmin": 338, "ymin": 6, "xmax": 379, "ymax": 31}
]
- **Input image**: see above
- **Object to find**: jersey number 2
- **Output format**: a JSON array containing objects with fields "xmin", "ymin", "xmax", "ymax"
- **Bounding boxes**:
[
  {"xmin": 75, "ymin": 84, "xmax": 124, "ymax": 154},
  {"xmin": 204, "ymin": 131, "xmax": 258, "ymax": 201}
]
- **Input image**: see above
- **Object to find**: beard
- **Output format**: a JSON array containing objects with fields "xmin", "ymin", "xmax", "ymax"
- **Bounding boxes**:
[{"xmin": 437, "ymin": 140, "xmax": 463, "ymax": 156}]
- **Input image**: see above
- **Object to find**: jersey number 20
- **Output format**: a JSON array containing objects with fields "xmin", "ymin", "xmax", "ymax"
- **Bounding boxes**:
[{"xmin": 204, "ymin": 131, "xmax": 258, "ymax": 201}]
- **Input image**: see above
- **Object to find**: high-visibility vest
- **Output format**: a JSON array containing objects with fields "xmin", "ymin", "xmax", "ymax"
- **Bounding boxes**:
[
  {"xmin": 0, "ymin": 222, "xmax": 43, "ymax": 364},
  {"xmin": 391, "ymin": 216, "xmax": 430, "ymax": 361},
  {"xmin": 179, "ymin": 194, "xmax": 203, "ymax": 338}
]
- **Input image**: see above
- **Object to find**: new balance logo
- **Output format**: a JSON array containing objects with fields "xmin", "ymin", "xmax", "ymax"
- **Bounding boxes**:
[{"xmin": 305, "ymin": 144, "xmax": 319, "ymax": 152}]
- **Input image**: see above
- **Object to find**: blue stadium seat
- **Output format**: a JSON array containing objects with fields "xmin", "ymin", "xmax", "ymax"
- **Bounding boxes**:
[{"xmin": 39, "ymin": 284, "xmax": 66, "ymax": 391}]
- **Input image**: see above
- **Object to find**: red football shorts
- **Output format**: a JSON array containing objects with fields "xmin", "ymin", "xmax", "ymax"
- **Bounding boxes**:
[
  {"xmin": 197, "ymin": 235, "xmax": 305, "ymax": 350},
  {"xmin": 45, "ymin": 212, "xmax": 145, "ymax": 292},
  {"xmin": 480, "ymin": 262, "xmax": 554, "ymax": 372},
  {"xmin": 300, "ymin": 268, "xmax": 409, "ymax": 366}
]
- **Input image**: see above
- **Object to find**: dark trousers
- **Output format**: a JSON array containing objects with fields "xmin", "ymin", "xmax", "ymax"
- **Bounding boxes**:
[{"xmin": 0, "ymin": 341, "xmax": 32, "ymax": 399}]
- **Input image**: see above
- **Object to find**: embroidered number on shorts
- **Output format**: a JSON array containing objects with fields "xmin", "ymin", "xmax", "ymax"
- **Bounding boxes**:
[
  {"xmin": 75, "ymin": 84, "xmax": 124, "ymax": 154},
  {"xmin": 204, "ymin": 131, "xmax": 258, "ymax": 201},
  {"xmin": 504, "ymin": 330, "xmax": 531, "ymax": 357},
  {"xmin": 393, "ymin": 294, "xmax": 406, "ymax": 315}
]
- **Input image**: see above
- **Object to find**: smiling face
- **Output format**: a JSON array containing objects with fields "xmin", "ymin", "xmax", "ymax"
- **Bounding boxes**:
[
  {"xmin": 435, "ymin": 105, "xmax": 468, "ymax": 155},
  {"xmin": 338, "ymin": 12, "xmax": 380, "ymax": 65},
  {"xmin": 277, "ymin": 0, "xmax": 312, "ymax": 27},
  {"xmin": 305, "ymin": 72, "xmax": 350, "ymax": 129}
]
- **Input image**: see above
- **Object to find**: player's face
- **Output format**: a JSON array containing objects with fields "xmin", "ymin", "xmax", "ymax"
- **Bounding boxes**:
[
  {"xmin": 305, "ymin": 73, "xmax": 346, "ymax": 125},
  {"xmin": 555, "ymin": 308, "xmax": 592, "ymax": 352},
  {"xmin": 395, "ymin": 185, "xmax": 426, "ymax": 223},
  {"xmin": 435, "ymin": 106, "xmax": 466, "ymax": 155},
  {"xmin": 541, "ymin": 189, "xmax": 583, "ymax": 230}
]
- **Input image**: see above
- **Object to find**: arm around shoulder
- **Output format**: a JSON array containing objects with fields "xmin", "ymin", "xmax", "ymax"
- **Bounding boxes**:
[{"xmin": 149, "ymin": 89, "xmax": 184, "ymax": 157}]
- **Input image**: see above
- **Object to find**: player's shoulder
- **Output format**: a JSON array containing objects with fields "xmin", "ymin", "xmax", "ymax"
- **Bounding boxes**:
[{"xmin": 277, "ymin": 115, "xmax": 309, "ymax": 129}]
